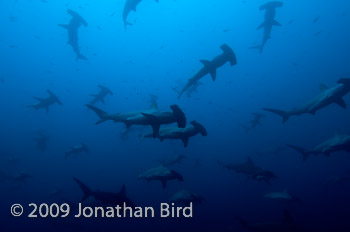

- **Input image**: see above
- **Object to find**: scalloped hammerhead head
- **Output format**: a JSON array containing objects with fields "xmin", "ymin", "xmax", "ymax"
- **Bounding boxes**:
[{"xmin": 143, "ymin": 120, "xmax": 207, "ymax": 147}]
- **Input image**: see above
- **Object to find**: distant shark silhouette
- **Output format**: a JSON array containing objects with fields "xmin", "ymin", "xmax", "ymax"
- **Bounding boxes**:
[
  {"xmin": 250, "ymin": 1, "xmax": 283, "ymax": 53},
  {"xmin": 264, "ymin": 78, "xmax": 350, "ymax": 123},
  {"xmin": 169, "ymin": 189, "xmax": 203, "ymax": 205},
  {"xmin": 28, "ymin": 90, "xmax": 62, "ymax": 113},
  {"xmin": 122, "ymin": 0, "xmax": 159, "ymax": 30},
  {"xmin": 59, "ymin": 9, "xmax": 88, "ymax": 61},
  {"xmin": 242, "ymin": 113, "xmax": 265, "ymax": 132},
  {"xmin": 89, "ymin": 85, "xmax": 113, "ymax": 105},
  {"xmin": 218, "ymin": 157, "xmax": 277, "ymax": 184},
  {"xmin": 73, "ymin": 178, "xmax": 135, "ymax": 207},
  {"xmin": 65, "ymin": 144, "xmax": 89, "ymax": 159},
  {"xmin": 138, "ymin": 166, "xmax": 183, "ymax": 189},
  {"xmin": 287, "ymin": 133, "xmax": 350, "ymax": 160},
  {"xmin": 264, "ymin": 190, "xmax": 303, "ymax": 205},
  {"xmin": 178, "ymin": 44, "xmax": 237, "ymax": 98}
]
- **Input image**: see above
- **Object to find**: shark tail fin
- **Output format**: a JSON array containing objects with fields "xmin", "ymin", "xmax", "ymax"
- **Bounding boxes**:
[
  {"xmin": 73, "ymin": 178, "xmax": 93, "ymax": 202},
  {"xmin": 287, "ymin": 144, "xmax": 309, "ymax": 160},
  {"xmin": 85, "ymin": 104, "xmax": 109, "ymax": 124},
  {"xmin": 263, "ymin": 108, "xmax": 290, "ymax": 123}
]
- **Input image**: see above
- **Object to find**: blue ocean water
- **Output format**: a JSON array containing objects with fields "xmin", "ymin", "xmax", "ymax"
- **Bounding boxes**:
[{"xmin": 0, "ymin": 0, "xmax": 350, "ymax": 231}]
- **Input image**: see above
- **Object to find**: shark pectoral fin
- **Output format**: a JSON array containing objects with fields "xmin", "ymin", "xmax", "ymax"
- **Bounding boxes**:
[
  {"xmin": 257, "ymin": 22, "xmax": 265, "ymax": 30},
  {"xmin": 132, "ymin": 6, "xmax": 137, "ymax": 12},
  {"xmin": 181, "ymin": 137, "xmax": 189, "ymax": 147},
  {"xmin": 101, "ymin": 98, "xmax": 105, "ymax": 104},
  {"xmin": 124, "ymin": 122, "xmax": 132, "ymax": 129},
  {"xmin": 272, "ymin": 20, "xmax": 282, "ymax": 26},
  {"xmin": 151, "ymin": 124, "xmax": 160, "ymax": 138},
  {"xmin": 320, "ymin": 84, "xmax": 328, "ymax": 91},
  {"xmin": 46, "ymin": 107, "xmax": 49, "ymax": 113},
  {"xmin": 335, "ymin": 98, "xmax": 347, "ymax": 109},
  {"xmin": 210, "ymin": 69, "xmax": 217, "ymax": 81},
  {"xmin": 200, "ymin": 59, "xmax": 211, "ymax": 67},
  {"xmin": 58, "ymin": 24, "xmax": 69, "ymax": 29},
  {"xmin": 161, "ymin": 180, "xmax": 167, "ymax": 189}
]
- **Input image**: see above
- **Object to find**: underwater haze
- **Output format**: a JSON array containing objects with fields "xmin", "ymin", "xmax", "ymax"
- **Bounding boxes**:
[{"xmin": 0, "ymin": 0, "xmax": 350, "ymax": 231}]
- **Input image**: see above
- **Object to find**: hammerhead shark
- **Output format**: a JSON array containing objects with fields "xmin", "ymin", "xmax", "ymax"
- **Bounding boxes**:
[
  {"xmin": 65, "ymin": 144, "xmax": 89, "ymax": 159},
  {"xmin": 122, "ymin": 0, "xmax": 159, "ymax": 30},
  {"xmin": 28, "ymin": 90, "xmax": 62, "ymax": 113},
  {"xmin": 264, "ymin": 78, "xmax": 350, "ymax": 123},
  {"xmin": 73, "ymin": 178, "xmax": 135, "ymax": 207},
  {"xmin": 138, "ymin": 166, "xmax": 183, "ymax": 189},
  {"xmin": 178, "ymin": 44, "xmax": 237, "ymax": 98},
  {"xmin": 287, "ymin": 133, "xmax": 350, "ymax": 160},
  {"xmin": 86, "ymin": 104, "xmax": 186, "ymax": 137},
  {"xmin": 144, "ymin": 120, "xmax": 207, "ymax": 147},
  {"xmin": 59, "ymin": 9, "xmax": 88, "ymax": 61},
  {"xmin": 218, "ymin": 157, "xmax": 277, "ymax": 184},
  {"xmin": 250, "ymin": 1, "xmax": 283, "ymax": 53},
  {"xmin": 89, "ymin": 85, "xmax": 113, "ymax": 105}
]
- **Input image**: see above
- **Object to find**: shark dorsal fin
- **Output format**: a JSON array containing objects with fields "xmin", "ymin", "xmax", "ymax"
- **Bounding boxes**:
[
  {"xmin": 149, "ymin": 100, "xmax": 158, "ymax": 110},
  {"xmin": 320, "ymin": 84, "xmax": 328, "ymax": 92},
  {"xmin": 120, "ymin": 184, "xmax": 126, "ymax": 197}
]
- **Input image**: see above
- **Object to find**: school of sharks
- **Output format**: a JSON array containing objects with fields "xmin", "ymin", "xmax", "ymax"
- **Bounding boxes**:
[{"xmin": 0, "ymin": 0, "xmax": 349, "ymax": 231}]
